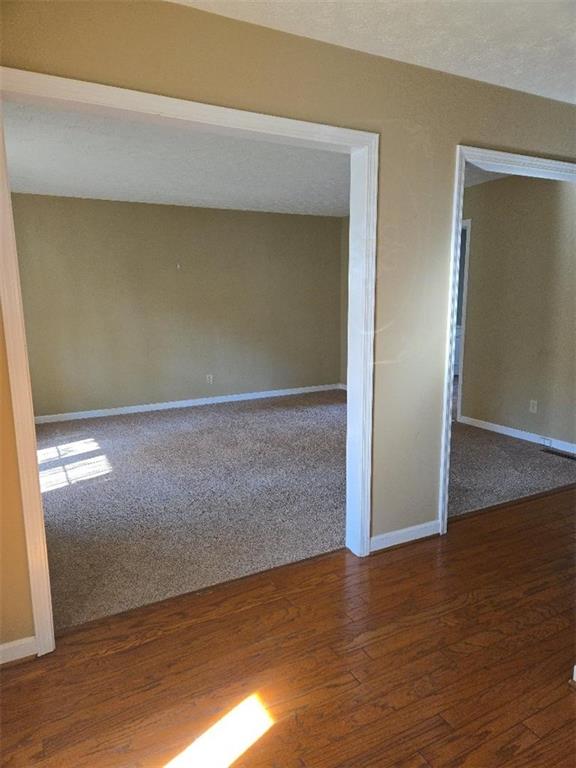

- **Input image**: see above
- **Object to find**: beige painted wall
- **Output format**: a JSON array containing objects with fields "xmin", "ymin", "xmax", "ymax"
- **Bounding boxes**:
[
  {"xmin": 13, "ymin": 194, "xmax": 344, "ymax": 415},
  {"xmin": 340, "ymin": 218, "xmax": 349, "ymax": 383},
  {"xmin": 461, "ymin": 177, "xmax": 575, "ymax": 443},
  {"xmin": 1, "ymin": 1, "xmax": 575, "ymax": 645},
  {"xmin": 0, "ymin": 318, "xmax": 35, "ymax": 643}
]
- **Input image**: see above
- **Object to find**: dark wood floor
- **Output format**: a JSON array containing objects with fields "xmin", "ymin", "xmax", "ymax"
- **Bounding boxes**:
[{"xmin": 1, "ymin": 488, "xmax": 575, "ymax": 767}]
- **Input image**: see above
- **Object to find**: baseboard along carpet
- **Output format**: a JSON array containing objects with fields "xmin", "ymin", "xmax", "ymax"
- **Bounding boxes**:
[
  {"xmin": 37, "ymin": 387, "xmax": 575, "ymax": 630},
  {"xmin": 37, "ymin": 390, "xmax": 347, "ymax": 630},
  {"xmin": 448, "ymin": 420, "xmax": 576, "ymax": 517}
]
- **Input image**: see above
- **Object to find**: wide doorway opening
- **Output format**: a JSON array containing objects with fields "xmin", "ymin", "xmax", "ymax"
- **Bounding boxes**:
[{"xmin": 1, "ymin": 71, "xmax": 377, "ymax": 646}]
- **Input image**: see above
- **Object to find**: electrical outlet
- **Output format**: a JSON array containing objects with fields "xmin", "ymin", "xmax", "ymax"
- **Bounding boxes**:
[
  {"xmin": 206, "ymin": 374, "xmax": 214, "ymax": 385},
  {"xmin": 529, "ymin": 400, "xmax": 538, "ymax": 414}
]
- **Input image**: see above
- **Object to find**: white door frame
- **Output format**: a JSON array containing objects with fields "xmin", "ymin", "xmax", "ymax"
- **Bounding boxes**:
[
  {"xmin": 0, "ymin": 67, "xmax": 379, "ymax": 655},
  {"xmin": 438, "ymin": 145, "xmax": 576, "ymax": 534},
  {"xmin": 455, "ymin": 217, "xmax": 471, "ymax": 421}
]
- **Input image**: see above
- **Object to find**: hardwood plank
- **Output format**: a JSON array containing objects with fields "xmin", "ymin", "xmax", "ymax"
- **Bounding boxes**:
[
  {"xmin": 523, "ymin": 691, "xmax": 576, "ymax": 737},
  {"xmin": 421, "ymin": 676, "xmax": 569, "ymax": 765},
  {"xmin": 500, "ymin": 722, "xmax": 576, "ymax": 768},
  {"xmin": 432, "ymin": 722, "xmax": 539, "ymax": 768},
  {"xmin": 440, "ymin": 647, "xmax": 573, "ymax": 730},
  {"xmin": 0, "ymin": 487, "xmax": 574, "ymax": 767}
]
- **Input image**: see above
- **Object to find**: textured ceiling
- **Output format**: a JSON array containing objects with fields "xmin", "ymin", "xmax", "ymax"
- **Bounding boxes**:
[
  {"xmin": 4, "ymin": 101, "xmax": 350, "ymax": 216},
  {"xmin": 179, "ymin": 0, "xmax": 576, "ymax": 104},
  {"xmin": 464, "ymin": 164, "xmax": 507, "ymax": 188}
]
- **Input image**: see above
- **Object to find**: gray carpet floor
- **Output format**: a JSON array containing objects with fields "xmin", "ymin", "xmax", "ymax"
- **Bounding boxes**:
[
  {"xmin": 448, "ymin": 379, "xmax": 575, "ymax": 516},
  {"xmin": 448, "ymin": 421, "xmax": 575, "ymax": 517},
  {"xmin": 37, "ymin": 389, "xmax": 575, "ymax": 630},
  {"xmin": 37, "ymin": 391, "xmax": 347, "ymax": 630}
]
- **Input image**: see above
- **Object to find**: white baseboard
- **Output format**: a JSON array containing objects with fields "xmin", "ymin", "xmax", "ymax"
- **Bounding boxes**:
[
  {"xmin": 35, "ymin": 384, "xmax": 345, "ymax": 424},
  {"xmin": 458, "ymin": 416, "xmax": 576, "ymax": 455},
  {"xmin": 370, "ymin": 520, "xmax": 441, "ymax": 553},
  {"xmin": 0, "ymin": 636, "xmax": 37, "ymax": 665},
  {"xmin": 336, "ymin": 383, "xmax": 347, "ymax": 390}
]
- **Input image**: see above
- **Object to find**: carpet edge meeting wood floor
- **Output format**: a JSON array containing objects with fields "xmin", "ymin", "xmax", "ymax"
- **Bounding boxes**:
[
  {"xmin": 1, "ymin": 488, "xmax": 574, "ymax": 767},
  {"xmin": 35, "ymin": 389, "xmax": 576, "ymax": 630},
  {"xmin": 37, "ymin": 390, "xmax": 347, "ymax": 630}
]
